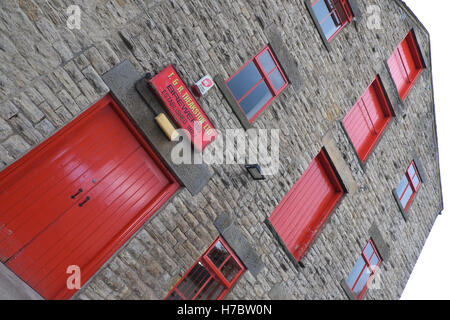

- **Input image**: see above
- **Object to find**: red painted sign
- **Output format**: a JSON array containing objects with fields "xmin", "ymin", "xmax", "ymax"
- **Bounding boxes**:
[{"xmin": 149, "ymin": 65, "xmax": 216, "ymax": 150}]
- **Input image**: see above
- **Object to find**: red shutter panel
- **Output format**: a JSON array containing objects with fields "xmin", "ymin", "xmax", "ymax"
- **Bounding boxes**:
[
  {"xmin": 388, "ymin": 31, "xmax": 423, "ymax": 100},
  {"xmin": 269, "ymin": 150, "xmax": 343, "ymax": 261},
  {"xmin": 387, "ymin": 50, "xmax": 405, "ymax": 96},
  {"xmin": 343, "ymin": 77, "xmax": 392, "ymax": 162}
]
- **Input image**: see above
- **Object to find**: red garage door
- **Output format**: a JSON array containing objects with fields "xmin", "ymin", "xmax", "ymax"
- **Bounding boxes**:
[
  {"xmin": 269, "ymin": 150, "xmax": 343, "ymax": 261},
  {"xmin": 0, "ymin": 95, "xmax": 179, "ymax": 300}
]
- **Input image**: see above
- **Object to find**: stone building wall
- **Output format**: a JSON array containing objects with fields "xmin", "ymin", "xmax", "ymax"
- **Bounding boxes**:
[{"xmin": 0, "ymin": 0, "xmax": 442, "ymax": 300}]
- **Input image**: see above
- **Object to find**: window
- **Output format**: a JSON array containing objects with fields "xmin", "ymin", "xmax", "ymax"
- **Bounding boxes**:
[
  {"xmin": 311, "ymin": 0, "xmax": 353, "ymax": 41},
  {"xmin": 343, "ymin": 77, "xmax": 392, "ymax": 163},
  {"xmin": 346, "ymin": 240, "xmax": 382, "ymax": 300},
  {"xmin": 166, "ymin": 237, "xmax": 245, "ymax": 300},
  {"xmin": 387, "ymin": 30, "xmax": 424, "ymax": 101},
  {"xmin": 395, "ymin": 161, "xmax": 422, "ymax": 211},
  {"xmin": 226, "ymin": 46, "xmax": 288, "ymax": 122},
  {"xmin": 269, "ymin": 149, "xmax": 344, "ymax": 261}
]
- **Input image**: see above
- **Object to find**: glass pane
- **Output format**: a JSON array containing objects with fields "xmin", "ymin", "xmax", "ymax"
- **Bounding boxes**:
[
  {"xmin": 312, "ymin": 0, "xmax": 334, "ymax": 23},
  {"xmin": 353, "ymin": 266, "xmax": 371, "ymax": 298},
  {"xmin": 363, "ymin": 243, "xmax": 374, "ymax": 260},
  {"xmin": 166, "ymin": 290, "xmax": 183, "ymax": 300},
  {"xmin": 412, "ymin": 175, "xmax": 420, "ymax": 190},
  {"xmin": 195, "ymin": 277, "xmax": 226, "ymax": 300},
  {"xmin": 268, "ymin": 68, "xmax": 286, "ymax": 92},
  {"xmin": 321, "ymin": 13, "xmax": 341, "ymax": 40},
  {"xmin": 227, "ymin": 61, "xmax": 262, "ymax": 101},
  {"xmin": 346, "ymin": 256, "xmax": 366, "ymax": 289},
  {"xmin": 207, "ymin": 241, "xmax": 230, "ymax": 268},
  {"xmin": 176, "ymin": 262, "xmax": 211, "ymax": 300},
  {"xmin": 257, "ymin": 49, "xmax": 277, "ymax": 74},
  {"xmin": 370, "ymin": 253, "xmax": 380, "ymax": 270},
  {"xmin": 396, "ymin": 175, "xmax": 409, "ymax": 198},
  {"xmin": 312, "ymin": 0, "xmax": 341, "ymax": 40},
  {"xmin": 407, "ymin": 163, "xmax": 417, "ymax": 179},
  {"xmin": 400, "ymin": 185, "xmax": 413, "ymax": 209},
  {"xmin": 220, "ymin": 258, "xmax": 242, "ymax": 282},
  {"xmin": 240, "ymin": 81, "xmax": 273, "ymax": 120}
]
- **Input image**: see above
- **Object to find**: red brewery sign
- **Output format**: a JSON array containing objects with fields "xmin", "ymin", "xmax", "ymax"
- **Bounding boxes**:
[{"xmin": 149, "ymin": 65, "xmax": 216, "ymax": 150}]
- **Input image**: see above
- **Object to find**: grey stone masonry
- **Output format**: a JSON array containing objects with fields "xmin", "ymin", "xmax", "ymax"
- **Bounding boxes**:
[{"xmin": 0, "ymin": 0, "xmax": 443, "ymax": 300}]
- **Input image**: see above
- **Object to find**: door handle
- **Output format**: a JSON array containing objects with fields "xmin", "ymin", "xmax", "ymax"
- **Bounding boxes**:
[
  {"xmin": 71, "ymin": 189, "xmax": 83, "ymax": 199},
  {"xmin": 78, "ymin": 196, "xmax": 90, "ymax": 207}
]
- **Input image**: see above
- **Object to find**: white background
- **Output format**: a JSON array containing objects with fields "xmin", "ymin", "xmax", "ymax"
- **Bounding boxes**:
[{"xmin": 398, "ymin": 0, "xmax": 449, "ymax": 300}]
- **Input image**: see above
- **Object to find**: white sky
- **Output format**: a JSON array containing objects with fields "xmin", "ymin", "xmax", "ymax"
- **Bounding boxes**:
[{"xmin": 400, "ymin": 0, "xmax": 450, "ymax": 300}]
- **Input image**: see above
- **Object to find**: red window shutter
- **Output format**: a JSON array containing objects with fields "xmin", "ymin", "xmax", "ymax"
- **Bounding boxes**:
[
  {"xmin": 269, "ymin": 150, "xmax": 343, "ymax": 261},
  {"xmin": 343, "ymin": 77, "xmax": 392, "ymax": 162},
  {"xmin": 388, "ymin": 31, "xmax": 423, "ymax": 100}
]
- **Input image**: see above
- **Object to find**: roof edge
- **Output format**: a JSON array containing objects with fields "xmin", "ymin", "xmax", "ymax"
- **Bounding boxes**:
[{"xmin": 393, "ymin": 0, "xmax": 444, "ymax": 215}]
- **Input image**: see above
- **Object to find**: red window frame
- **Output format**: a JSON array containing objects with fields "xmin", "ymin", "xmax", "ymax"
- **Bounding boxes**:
[
  {"xmin": 397, "ymin": 161, "xmax": 422, "ymax": 212},
  {"xmin": 312, "ymin": 0, "xmax": 353, "ymax": 41},
  {"xmin": 165, "ymin": 237, "xmax": 245, "ymax": 300},
  {"xmin": 226, "ymin": 45, "xmax": 288, "ymax": 123},
  {"xmin": 347, "ymin": 240, "xmax": 382, "ymax": 300},
  {"xmin": 343, "ymin": 76, "xmax": 392, "ymax": 163},
  {"xmin": 388, "ymin": 31, "xmax": 424, "ymax": 101}
]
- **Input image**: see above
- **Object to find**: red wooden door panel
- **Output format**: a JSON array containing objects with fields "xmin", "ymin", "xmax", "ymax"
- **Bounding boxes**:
[
  {"xmin": 0, "ymin": 95, "xmax": 179, "ymax": 299},
  {"xmin": 269, "ymin": 150, "xmax": 343, "ymax": 261},
  {"xmin": 0, "ymin": 107, "xmax": 139, "ymax": 261},
  {"xmin": 343, "ymin": 78, "xmax": 391, "ymax": 162}
]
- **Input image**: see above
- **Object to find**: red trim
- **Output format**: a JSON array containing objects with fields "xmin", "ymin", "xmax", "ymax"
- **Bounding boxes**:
[
  {"xmin": 165, "ymin": 237, "xmax": 245, "ymax": 300},
  {"xmin": 226, "ymin": 45, "xmax": 288, "ymax": 123}
]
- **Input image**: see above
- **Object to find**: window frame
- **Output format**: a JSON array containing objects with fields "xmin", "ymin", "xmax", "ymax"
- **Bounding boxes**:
[
  {"xmin": 343, "ymin": 76, "xmax": 393, "ymax": 163},
  {"xmin": 396, "ymin": 161, "xmax": 422, "ymax": 212},
  {"xmin": 347, "ymin": 239, "xmax": 382, "ymax": 300},
  {"xmin": 388, "ymin": 30, "xmax": 424, "ymax": 101},
  {"xmin": 165, "ymin": 237, "xmax": 245, "ymax": 300},
  {"xmin": 226, "ymin": 45, "xmax": 288, "ymax": 123},
  {"xmin": 311, "ymin": 0, "xmax": 354, "ymax": 42}
]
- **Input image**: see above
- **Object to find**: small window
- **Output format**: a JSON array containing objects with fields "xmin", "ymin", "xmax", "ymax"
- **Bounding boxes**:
[
  {"xmin": 165, "ymin": 237, "xmax": 245, "ymax": 300},
  {"xmin": 395, "ymin": 161, "xmax": 422, "ymax": 211},
  {"xmin": 343, "ymin": 77, "xmax": 392, "ymax": 163},
  {"xmin": 387, "ymin": 30, "xmax": 424, "ymax": 101},
  {"xmin": 311, "ymin": 0, "xmax": 353, "ymax": 41},
  {"xmin": 226, "ymin": 46, "xmax": 288, "ymax": 122},
  {"xmin": 346, "ymin": 240, "xmax": 382, "ymax": 300}
]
